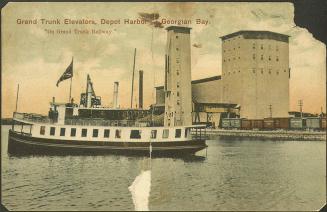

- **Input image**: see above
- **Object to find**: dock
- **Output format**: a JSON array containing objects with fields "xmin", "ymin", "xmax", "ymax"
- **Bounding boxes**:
[{"xmin": 202, "ymin": 129, "xmax": 326, "ymax": 141}]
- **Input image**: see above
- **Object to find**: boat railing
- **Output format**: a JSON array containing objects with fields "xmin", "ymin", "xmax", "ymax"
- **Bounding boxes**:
[
  {"xmin": 13, "ymin": 112, "xmax": 51, "ymax": 123},
  {"xmin": 64, "ymin": 118, "xmax": 139, "ymax": 127},
  {"xmin": 191, "ymin": 125, "xmax": 207, "ymax": 141}
]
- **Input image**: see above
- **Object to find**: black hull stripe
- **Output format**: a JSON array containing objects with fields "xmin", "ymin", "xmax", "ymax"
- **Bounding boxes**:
[{"xmin": 10, "ymin": 136, "xmax": 205, "ymax": 151}]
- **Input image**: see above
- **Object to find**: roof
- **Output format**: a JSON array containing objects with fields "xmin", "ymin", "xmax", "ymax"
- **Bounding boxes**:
[
  {"xmin": 194, "ymin": 102, "xmax": 239, "ymax": 108},
  {"xmin": 192, "ymin": 76, "xmax": 221, "ymax": 84},
  {"xmin": 166, "ymin": 26, "xmax": 191, "ymax": 33},
  {"xmin": 155, "ymin": 75, "xmax": 221, "ymax": 89},
  {"xmin": 220, "ymin": 30, "xmax": 289, "ymax": 43}
]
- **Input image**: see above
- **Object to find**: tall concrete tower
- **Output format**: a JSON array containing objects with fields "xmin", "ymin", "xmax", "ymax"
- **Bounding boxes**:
[
  {"xmin": 164, "ymin": 26, "xmax": 192, "ymax": 127},
  {"xmin": 221, "ymin": 31, "xmax": 290, "ymax": 119}
]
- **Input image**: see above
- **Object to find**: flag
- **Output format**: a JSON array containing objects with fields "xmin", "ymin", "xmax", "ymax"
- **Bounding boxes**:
[{"xmin": 56, "ymin": 58, "xmax": 73, "ymax": 87}]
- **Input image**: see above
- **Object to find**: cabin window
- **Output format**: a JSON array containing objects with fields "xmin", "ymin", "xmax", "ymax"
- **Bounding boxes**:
[
  {"xmin": 93, "ymin": 129, "xmax": 99, "ymax": 137},
  {"xmin": 185, "ymin": 128, "xmax": 189, "ymax": 138},
  {"xmin": 71, "ymin": 128, "xmax": 76, "ymax": 137},
  {"xmin": 151, "ymin": 130, "xmax": 157, "ymax": 139},
  {"xmin": 40, "ymin": 126, "xmax": 45, "ymax": 135},
  {"xmin": 104, "ymin": 129, "xmax": 110, "ymax": 138},
  {"xmin": 60, "ymin": 128, "xmax": 66, "ymax": 136},
  {"xmin": 162, "ymin": 129, "xmax": 169, "ymax": 139},
  {"xmin": 115, "ymin": 129, "xmax": 121, "ymax": 138},
  {"xmin": 175, "ymin": 129, "xmax": 181, "ymax": 138},
  {"xmin": 50, "ymin": 127, "xmax": 56, "ymax": 136},
  {"xmin": 130, "ymin": 130, "xmax": 141, "ymax": 139},
  {"xmin": 81, "ymin": 129, "xmax": 87, "ymax": 137}
]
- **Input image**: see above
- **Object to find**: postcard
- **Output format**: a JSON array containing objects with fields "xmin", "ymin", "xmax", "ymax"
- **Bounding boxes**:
[{"xmin": 1, "ymin": 2, "xmax": 326, "ymax": 211}]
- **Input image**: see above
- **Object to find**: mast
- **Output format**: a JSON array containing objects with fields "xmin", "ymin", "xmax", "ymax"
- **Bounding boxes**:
[
  {"xmin": 130, "ymin": 48, "xmax": 137, "ymax": 108},
  {"xmin": 69, "ymin": 77, "xmax": 72, "ymax": 103},
  {"xmin": 15, "ymin": 84, "xmax": 19, "ymax": 112}
]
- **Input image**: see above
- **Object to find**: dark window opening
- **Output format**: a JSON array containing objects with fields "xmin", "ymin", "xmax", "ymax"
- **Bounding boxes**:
[
  {"xmin": 50, "ymin": 127, "xmax": 55, "ymax": 136},
  {"xmin": 151, "ymin": 130, "xmax": 157, "ymax": 139},
  {"xmin": 60, "ymin": 128, "xmax": 66, "ymax": 136},
  {"xmin": 81, "ymin": 128, "xmax": 87, "ymax": 137},
  {"xmin": 130, "ymin": 130, "xmax": 141, "ymax": 139},
  {"xmin": 40, "ymin": 126, "xmax": 45, "ymax": 135},
  {"xmin": 93, "ymin": 129, "xmax": 99, "ymax": 137},
  {"xmin": 71, "ymin": 128, "xmax": 76, "ymax": 137},
  {"xmin": 104, "ymin": 129, "xmax": 110, "ymax": 138},
  {"xmin": 115, "ymin": 129, "xmax": 121, "ymax": 138},
  {"xmin": 185, "ymin": 129, "xmax": 189, "ymax": 138},
  {"xmin": 175, "ymin": 129, "xmax": 181, "ymax": 138}
]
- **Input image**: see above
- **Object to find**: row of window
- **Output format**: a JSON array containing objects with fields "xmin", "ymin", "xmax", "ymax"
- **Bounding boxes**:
[
  {"xmin": 223, "ymin": 69, "xmax": 287, "ymax": 76},
  {"xmin": 223, "ymin": 55, "xmax": 280, "ymax": 62},
  {"xmin": 223, "ymin": 44, "xmax": 279, "ymax": 52},
  {"xmin": 252, "ymin": 54, "xmax": 279, "ymax": 61},
  {"xmin": 40, "ymin": 126, "xmax": 187, "ymax": 139}
]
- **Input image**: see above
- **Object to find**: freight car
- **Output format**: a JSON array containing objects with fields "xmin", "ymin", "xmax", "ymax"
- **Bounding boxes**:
[
  {"xmin": 250, "ymin": 119, "xmax": 264, "ymax": 130},
  {"xmin": 241, "ymin": 119, "xmax": 252, "ymax": 130},
  {"xmin": 273, "ymin": 117, "xmax": 290, "ymax": 129},
  {"xmin": 221, "ymin": 118, "xmax": 241, "ymax": 129},
  {"xmin": 305, "ymin": 117, "xmax": 320, "ymax": 130}
]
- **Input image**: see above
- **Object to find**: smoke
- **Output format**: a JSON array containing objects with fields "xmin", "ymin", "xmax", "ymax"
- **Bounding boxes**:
[
  {"xmin": 129, "ymin": 170, "xmax": 152, "ymax": 211},
  {"xmin": 193, "ymin": 43, "xmax": 202, "ymax": 48},
  {"xmin": 138, "ymin": 12, "xmax": 164, "ymax": 28}
]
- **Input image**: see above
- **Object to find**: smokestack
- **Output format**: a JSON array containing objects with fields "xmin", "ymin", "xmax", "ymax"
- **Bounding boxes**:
[
  {"xmin": 113, "ymin": 81, "xmax": 119, "ymax": 108},
  {"xmin": 139, "ymin": 70, "xmax": 143, "ymax": 109}
]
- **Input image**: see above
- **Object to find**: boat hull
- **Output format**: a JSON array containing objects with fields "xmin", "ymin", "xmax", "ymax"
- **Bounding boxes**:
[{"xmin": 8, "ymin": 130, "xmax": 207, "ymax": 156}]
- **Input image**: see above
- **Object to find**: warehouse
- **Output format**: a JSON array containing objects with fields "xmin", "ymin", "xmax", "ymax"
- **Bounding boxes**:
[
  {"xmin": 154, "ymin": 30, "xmax": 290, "ymax": 127},
  {"xmin": 154, "ymin": 75, "xmax": 240, "ymax": 128}
]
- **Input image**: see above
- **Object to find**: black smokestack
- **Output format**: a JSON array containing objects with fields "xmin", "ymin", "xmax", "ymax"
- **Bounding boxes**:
[{"xmin": 139, "ymin": 70, "xmax": 143, "ymax": 109}]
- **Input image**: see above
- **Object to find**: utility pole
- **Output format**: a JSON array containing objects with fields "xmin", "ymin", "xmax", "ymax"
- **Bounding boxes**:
[
  {"xmin": 298, "ymin": 99, "xmax": 303, "ymax": 118},
  {"xmin": 268, "ymin": 104, "xmax": 272, "ymax": 118}
]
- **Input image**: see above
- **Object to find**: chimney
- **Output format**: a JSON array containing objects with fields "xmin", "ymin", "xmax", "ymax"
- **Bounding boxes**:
[
  {"xmin": 113, "ymin": 81, "xmax": 119, "ymax": 108},
  {"xmin": 139, "ymin": 70, "xmax": 143, "ymax": 109}
]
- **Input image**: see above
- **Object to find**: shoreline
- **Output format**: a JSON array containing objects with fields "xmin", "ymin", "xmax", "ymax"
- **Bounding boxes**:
[{"xmin": 204, "ymin": 129, "xmax": 326, "ymax": 141}]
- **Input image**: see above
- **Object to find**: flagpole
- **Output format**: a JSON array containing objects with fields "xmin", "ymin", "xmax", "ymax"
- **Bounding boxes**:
[
  {"xmin": 69, "ymin": 77, "xmax": 72, "ymax": 103},
  {"xmin": 68, "ymin": 57, "xmax": 73, "ymax": 103}
]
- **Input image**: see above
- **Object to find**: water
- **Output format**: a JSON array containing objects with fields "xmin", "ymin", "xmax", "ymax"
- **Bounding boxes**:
[{"xmin": 1, "ymin": 125, "xmax": 325, "ymax": 211}]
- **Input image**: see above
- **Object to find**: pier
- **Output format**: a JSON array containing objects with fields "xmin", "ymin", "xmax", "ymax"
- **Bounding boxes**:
[{"xmin": 203, "ymin": 129, "xmax": 326, "ymax": 141}]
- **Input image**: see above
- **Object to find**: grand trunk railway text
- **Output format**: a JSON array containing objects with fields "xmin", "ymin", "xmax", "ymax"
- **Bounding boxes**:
[{"xmin": 16, "ymin": 18, "xmax": 209, "ymax": 25}]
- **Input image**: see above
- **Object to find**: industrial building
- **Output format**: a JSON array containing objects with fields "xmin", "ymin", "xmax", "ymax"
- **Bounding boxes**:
[
  {"xmin": 221, "ymin": 31, "xmax": 290, "ymax": 119},
  {"xmin": 155, "ymin": 30, "xmax": 290, "ymax": 128},
  {"xmin": 164, "ymin": 26, "xmax": 193, "ymax": 127}
]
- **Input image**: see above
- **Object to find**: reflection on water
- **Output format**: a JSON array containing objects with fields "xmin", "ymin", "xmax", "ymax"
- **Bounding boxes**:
[{"xmin": 1, "ymin": 125, "xmax": 325, "ymax": 211}]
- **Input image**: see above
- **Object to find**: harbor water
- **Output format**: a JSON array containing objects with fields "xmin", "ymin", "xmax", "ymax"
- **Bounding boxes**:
[{"xmin": 1, "ymin": 125, "xmax": 325, "ymax": 211}]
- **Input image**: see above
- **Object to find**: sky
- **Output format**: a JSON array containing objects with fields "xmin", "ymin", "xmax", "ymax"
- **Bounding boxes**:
[{"xmin": 2, "ymin": 2, "xmax": 326, "ymax": 118}]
